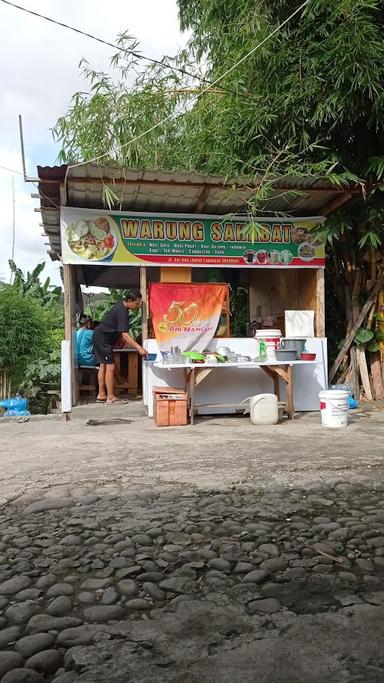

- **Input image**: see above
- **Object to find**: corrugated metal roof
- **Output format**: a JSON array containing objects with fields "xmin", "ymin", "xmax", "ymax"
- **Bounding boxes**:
[{"xmin": 36, "ymin": 164, "xmax": 359, "ymax": 263}]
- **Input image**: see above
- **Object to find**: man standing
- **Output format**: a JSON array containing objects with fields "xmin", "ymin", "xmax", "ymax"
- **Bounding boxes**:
[{"xmin": 93, "ymin": 289, "xmax": 147, "ymax": 404}]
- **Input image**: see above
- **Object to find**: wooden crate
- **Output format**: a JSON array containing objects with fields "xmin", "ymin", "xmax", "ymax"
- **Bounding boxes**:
[{"xmin": 153, "ymin": 386, "xmax": 188, "ymax": 427}]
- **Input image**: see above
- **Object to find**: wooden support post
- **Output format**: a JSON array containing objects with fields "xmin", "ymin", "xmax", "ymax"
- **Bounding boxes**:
[
  {"xmin": 316, "ymin": 269, "xmax": 325, "ymax": 337},
  {"xmin": 63, "ymin": 264, "xmax": 78, "ymax": 406},
  {"xmin": 286, "ymin": 364, "xmax": 294, "ymax": 418},
  {"xmin": 140, "ymin": 266, "xmax": 148, "ymax": 342},
  {"xmin": 63, "ymin": 265, "xmax": 75, "ymax": 343}
]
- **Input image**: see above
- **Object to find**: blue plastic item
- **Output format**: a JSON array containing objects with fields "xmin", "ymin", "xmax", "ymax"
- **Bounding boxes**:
[
  {"xmin": 0, "ymin": 396, "xmax": 30, "ymax": 417},
  {"xmin": 144, "ymin": 353, "xmax": 157, "ymax": 362},
  {"xmin": 330, "ymin": 384, "xmax": 358, "ymax": 410}
]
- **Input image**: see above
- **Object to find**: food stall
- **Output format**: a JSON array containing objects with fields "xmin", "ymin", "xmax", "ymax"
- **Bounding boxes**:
[{"xmin": 36, "ymin": 165, "xmax": 357, "ymax": 417}]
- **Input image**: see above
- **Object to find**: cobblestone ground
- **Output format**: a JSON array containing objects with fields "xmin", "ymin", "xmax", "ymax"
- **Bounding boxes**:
[{"xmin": 2, "ymin": 479, "xmax": 384, "ymax": 681}]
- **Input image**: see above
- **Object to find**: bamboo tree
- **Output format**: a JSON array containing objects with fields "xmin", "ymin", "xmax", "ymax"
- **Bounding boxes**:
[{"xmin": 52, "ymin": 0, "xmax": 384, "ymax": 395}]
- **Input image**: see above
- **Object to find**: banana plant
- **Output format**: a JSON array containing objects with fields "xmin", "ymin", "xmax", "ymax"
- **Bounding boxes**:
[{"xmin": 8, "ymin": 260, "xmax": 62, "ymax": 308}]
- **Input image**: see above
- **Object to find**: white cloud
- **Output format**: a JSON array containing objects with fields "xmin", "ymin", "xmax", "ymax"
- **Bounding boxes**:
[
  {"xmin": 0, "ymin": 149, "xmax": 61, "ymax": 285},
  {"xmin": 0, "ymin": 0, "xmax": 187, "ymax": 285}
]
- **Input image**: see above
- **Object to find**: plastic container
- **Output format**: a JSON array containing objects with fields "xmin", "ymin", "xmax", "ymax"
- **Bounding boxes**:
[
  {"xmin": 255, "ymin": 330, "xmax": 282, "ymax": 361},
  {"xmin": 275, "ymin": 349, "xmax": 297, "ymax": 361},
  {"xmin": 330, "ymin": 384, "xmax": 358, "ymax": 409},
  {"xmin": 258, "ymin": 340, "xmax": 267, "ymax": 361},
  {"xmin": 301, "ymin": 352, "xmax": 316, "ymax": 361},
  {"xmin": 319, "ymin": 390, "xmax": 349, "ymax": 428},
  {"xmin": 216, "ymin": 346, "xmax": 231, "ymax": 357},
  {"xmin": 144, "ymin": 353, "xmax": 157, "ymax": 362},
  {"xmin": 281, "ymin": 338, "xmax": 306, "ymax": 356},
  {"xmin": 0, "ymin": 396, "xmax": 30, "ymax": 417},
  {"xmin": 244, "ymin": 394, "xmax": 279, "ymax": 425}
]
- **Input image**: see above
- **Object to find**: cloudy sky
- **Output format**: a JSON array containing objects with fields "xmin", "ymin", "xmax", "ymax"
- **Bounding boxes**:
[{"xmin": 0, "ymin": 0, "xmax": 186, "ymax": 286}]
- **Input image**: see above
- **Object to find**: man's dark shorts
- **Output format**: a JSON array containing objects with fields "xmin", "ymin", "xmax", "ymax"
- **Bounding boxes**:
[{"xmin": 93, "ymin": 335, "xmax": 114, "ymax": 365}]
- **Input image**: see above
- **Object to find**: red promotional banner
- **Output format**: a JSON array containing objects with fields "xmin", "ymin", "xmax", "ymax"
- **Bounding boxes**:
[{"xmin": 149, "ymin": 283, "xmax": 227, "ymax": 353}]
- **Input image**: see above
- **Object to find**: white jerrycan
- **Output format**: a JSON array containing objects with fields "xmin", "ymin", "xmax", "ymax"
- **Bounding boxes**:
[{"xmin": 242, "ymin": 393, "xmax": 279, "ymax": 425}]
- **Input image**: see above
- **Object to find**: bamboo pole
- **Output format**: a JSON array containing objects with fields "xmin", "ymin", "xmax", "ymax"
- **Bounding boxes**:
[
  {"xmin": 0, "ymin": 369, "xmax": 11, "ymax": 400},
  {"xmin": 140, "ymin": 266, "xmax": 148, "ymax": 342},
  {"xmin": 329, "ymin": 273, "xmax": 384, "ymax": 382},
  {"xmin": 316, "ymin": 269, "xmax": 325, "ymax": 337},
  {"xmin": 350, "ymin": 347, "xmax": 359, "ymax": 400}
]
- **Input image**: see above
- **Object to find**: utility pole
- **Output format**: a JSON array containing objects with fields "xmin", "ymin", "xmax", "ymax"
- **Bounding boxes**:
[{"xmin": 10, "ymin": 177, "xmax": 16, "ymax": 283}]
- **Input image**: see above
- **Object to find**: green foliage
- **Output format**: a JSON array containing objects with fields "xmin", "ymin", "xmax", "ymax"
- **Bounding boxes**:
[
  {"xmin": 355, "ymin": 328, "xmax": 374, "ymax": 345},
  {"xmin": 0, "ymin": 263, "xmax": 64, "ymax": 411},
  {"xmin": 52, "ymin": 2, "xmax": 384, "ymax": 366},
  {"xmin": 230, "ymin": 287, "xmax": 248, "ymax": 337},
  {"xmin": 9, "ymin": 260, "xmax": 62, "ymax": 307},
  {"xmin": 84, "ymin": 289, "xmax": 142, "ymax": 340},
  {"xmin": 52, "ymin": 37, "xmax": 188, "ymax": 170},
  {"xmin": 102, "ymin": 185, "xmax": 120, "ymax": 210},
  {"xmin": 0, "ymin": 286, "xmax": 47, "ymax": 382},
  {"xmin": 20, "ymin": 349, "xmax": 61, "ymax": 415},
  {"xmin": 52, "ymin": 2, "xmax": 384, "ymax": 220},
  {"xmin": 354, "ymin": 325, "xmax": 384, "ymax": 355}
]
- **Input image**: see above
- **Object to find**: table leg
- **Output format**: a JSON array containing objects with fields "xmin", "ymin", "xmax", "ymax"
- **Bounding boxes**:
[
  {"xmin": 189, "ymin": 368, "xmax": 196, "ymax": 425},
  {"xmin": 127, "ymin": 352, "xmax": 139, "ymax": 396},
  {"xmin": 286, "ymin": 364, "xmax": 294, "ymax": 419},
  {"xmin": 273, "ymin": 374, "xmax": 280, "ymax": 400},
  {"xmin": 114, "ymin": 354, "xmax": 121, "ymax": 394}
]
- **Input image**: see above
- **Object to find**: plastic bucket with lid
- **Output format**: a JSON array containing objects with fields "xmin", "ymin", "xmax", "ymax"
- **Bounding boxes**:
[
  {"xmin": 319, "ymin": 390, "xmax": 349, "ymax": 428},
  {"xmin": 255, "ymin": 329, "xmax": 281, "ymax": 360}
]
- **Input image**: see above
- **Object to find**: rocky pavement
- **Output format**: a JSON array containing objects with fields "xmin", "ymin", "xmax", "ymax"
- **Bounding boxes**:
[{"xmin": 2, "ymin": 478, "xmax": 384, "ymax": 681}]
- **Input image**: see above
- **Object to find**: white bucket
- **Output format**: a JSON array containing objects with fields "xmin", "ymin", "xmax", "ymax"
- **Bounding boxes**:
[
  {"xmin": 255, "ymin": 329, "xmax": 282, "ymax": 361},
  {"xmin": 319, "ymin": 390, "xmax": 349, "ymax": 428}
]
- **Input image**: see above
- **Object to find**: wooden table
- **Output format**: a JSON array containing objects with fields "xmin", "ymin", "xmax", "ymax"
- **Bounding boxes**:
[
  {"xmin": 113, "ymin": 349, "xmax": 139, "ymax": 396},
  {"xmin": 154, "ymin": 360, "xmax": 319, "ymax": 424}
]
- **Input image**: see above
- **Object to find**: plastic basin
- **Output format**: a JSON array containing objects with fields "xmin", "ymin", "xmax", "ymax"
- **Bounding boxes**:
[{"xmin": 275, "ymin": 349, "xmax": 297, "ymax": 361}]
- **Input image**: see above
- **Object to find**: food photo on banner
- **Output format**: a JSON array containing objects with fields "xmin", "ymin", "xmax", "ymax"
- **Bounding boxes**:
[
  {"xmin": 149, "ymin": 283, "xmax": 227, "ymax": 353},
  {"xmin": 60, "ymin": 208, "xmax": 326, "ymax": 268}
]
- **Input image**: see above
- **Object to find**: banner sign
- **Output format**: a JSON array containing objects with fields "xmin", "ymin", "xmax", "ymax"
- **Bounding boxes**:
[
  {"xmin": 149, "ymin": 283, "xmax": 227, "ymax": 352},
  {"xmin": 61, "ymin": 208, "xmax": 326, "ymax": 268}
]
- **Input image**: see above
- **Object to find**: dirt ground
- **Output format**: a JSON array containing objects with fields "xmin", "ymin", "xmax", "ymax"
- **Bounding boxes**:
[
  {"xmin": 2, "ymin": 404, "xmax": 384, "ymax": 682},
  {"xmin": 1, "ymin": 402, "xmax": 384, "ymax": 505}
]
